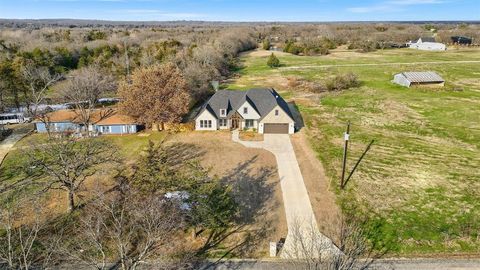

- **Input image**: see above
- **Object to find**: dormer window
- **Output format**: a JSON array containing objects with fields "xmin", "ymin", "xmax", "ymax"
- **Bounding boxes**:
[
  {"xmin": 243, "ymin": 107, "xmax": 248, "ymax": 114},
  {"xmin": 220, "ymin": 109, "xmax": 226, "ymax": 117}
]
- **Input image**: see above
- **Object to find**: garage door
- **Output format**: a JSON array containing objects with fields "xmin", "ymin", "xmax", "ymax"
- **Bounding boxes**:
[{"xmin": 264, "ymin": 123, "xmax": 289, "ymax": 134}]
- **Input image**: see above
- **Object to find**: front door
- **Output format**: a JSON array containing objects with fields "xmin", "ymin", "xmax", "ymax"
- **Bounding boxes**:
[
  {"xmin": 230, "ymin": 113, "xmax": 242, "ymax": 130},
  {"xmin": 231, "ymin": 118, "xmax": 239, "ymax": 129}
]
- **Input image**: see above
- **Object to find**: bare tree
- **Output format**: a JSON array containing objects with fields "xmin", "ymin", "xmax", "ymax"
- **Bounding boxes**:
[
  {"xmin": 0, "ymin": 195, "xmax": 50, "ymax": 270},
  {"xmin": 21, "ymin": 64, "xmax": 62, "ymax": 118},
  {"xmin": 282, "ymin": 215, "xmax": 390, "ymax": 270},
  {"xmin": 60, "ymin": 66, "xmax": 116, "ymax": 135},
  {"xmin": 59, "ymin": 184, "xmax": 190, "ymax": 270},
  {"xmin": 22, "ymin": 137, "xmax": 118, "ymax": 212}
]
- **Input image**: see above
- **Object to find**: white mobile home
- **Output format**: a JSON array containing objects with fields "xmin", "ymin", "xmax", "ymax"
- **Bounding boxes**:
[{"xmin": 409, "ymin": 37, "xmax": 446, "ymax": 51}]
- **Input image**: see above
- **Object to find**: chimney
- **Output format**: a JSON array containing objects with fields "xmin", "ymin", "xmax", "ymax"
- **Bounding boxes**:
[{"xmin": 211, "ymin": 81, "xmax": 219, "ymax": 92}]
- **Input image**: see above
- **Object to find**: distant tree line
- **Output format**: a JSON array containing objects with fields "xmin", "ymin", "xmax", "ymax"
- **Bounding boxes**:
[{"xmin": 0, "ymin": 26, "xmax": 257, "ymax": 113}]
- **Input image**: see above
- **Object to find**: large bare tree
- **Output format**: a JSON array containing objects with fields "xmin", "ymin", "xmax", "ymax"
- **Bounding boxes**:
[
  {"xmin": 118, "ymin": 63, "xmax": 191, "ymax": 130},
  {"xmin": 0, "ymin": 194, "xmax": 58, "ymax": 270},
  {"xmin": 23, "ymin": 137, "xmax": 118, "ymax": 212},
  {"xmin": 21, "ymin": 64, "xmax": 62, "ymax": 118},
  {"xmin": 58, "ymin": 184, "xmax": 191, "ymax": 270},
  {"xmin": 60, "ymin": 66, "xmax": 116, "ymax": 135}
]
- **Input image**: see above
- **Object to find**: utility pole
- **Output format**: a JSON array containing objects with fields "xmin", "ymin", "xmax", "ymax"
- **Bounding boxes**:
[{"xmin": 340, "ymin": 121, "xmax": 350, "ymax": 189}]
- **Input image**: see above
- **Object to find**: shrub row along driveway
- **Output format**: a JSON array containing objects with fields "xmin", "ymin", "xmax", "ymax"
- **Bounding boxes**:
[{"xmin": 232, "ymin": 130, "xmax": 338, "ymax": 258}]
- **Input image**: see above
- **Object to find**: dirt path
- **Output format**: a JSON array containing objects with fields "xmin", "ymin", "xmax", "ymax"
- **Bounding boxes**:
[
  {"xmin": 0, "ymin": 125, "xmax": 32, "ymax": 165},
  {"xmin": 281, "ymin": 60, "xmax": 480, "ymax": 70}
]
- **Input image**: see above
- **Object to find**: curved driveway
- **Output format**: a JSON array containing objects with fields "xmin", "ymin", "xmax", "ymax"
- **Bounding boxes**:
[{"xmin": 232, "ymin": 131, "xmax": 338, "ymax": 258}]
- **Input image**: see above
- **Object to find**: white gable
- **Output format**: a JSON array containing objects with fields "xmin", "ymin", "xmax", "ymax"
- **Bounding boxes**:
[{"xmin": 237, "ymin": 100, "xmax": 260, "ymax": 119}]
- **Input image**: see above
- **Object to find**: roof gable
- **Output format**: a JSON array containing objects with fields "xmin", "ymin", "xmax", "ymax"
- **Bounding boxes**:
[
  {"xmin": 236, "ymin": 99, "xmax": 261, "ymax": 119},
  {"xmin": 419, "ymin": 37, "xmax": 436, "ymax": 43}
]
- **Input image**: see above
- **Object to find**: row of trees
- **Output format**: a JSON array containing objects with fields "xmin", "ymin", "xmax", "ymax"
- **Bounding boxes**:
[
  {"xmin": 283, "ymin": 37, "xmax": 336, "ymax": 56},
  {"xmin": 0, "ymin": 27, "xmax": 257, "ymax": 115},
  {"xmin": 256, "ymin": 23, "xmax": 480, "ymax": 47}
]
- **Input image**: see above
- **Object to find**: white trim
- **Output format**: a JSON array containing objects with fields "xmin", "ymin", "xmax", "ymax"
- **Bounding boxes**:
[{"xmin": 220, "ymin": 109, "xmax": 227, "ymax": 117}]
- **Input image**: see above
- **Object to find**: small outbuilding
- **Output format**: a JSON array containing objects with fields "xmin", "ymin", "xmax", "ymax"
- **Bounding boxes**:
[
  {"xmin": 409, "ymin": 37, "xmax": 446, "ymax": 51},
  {"xmin": 393, "ymin": 71, "xmax": 445, "ymax": 88}
]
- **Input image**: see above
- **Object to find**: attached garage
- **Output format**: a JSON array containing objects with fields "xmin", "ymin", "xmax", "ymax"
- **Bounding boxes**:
[{"xmin": 263, "ymin": 123, "xmax": 289, "ymax": 134}]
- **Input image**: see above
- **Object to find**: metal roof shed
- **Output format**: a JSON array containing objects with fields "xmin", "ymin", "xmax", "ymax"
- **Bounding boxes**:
[{"xmin": 393, "ymin": 71, "xmax": 445, "ymax": 87}]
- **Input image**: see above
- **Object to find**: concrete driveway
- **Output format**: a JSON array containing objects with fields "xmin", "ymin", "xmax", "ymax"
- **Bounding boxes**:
[{"xmin": 232, "ymin": 131, "xmax": 338, "ymax": 258}]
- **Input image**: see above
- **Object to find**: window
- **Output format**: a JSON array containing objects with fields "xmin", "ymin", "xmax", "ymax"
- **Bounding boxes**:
[
  {"xmin": 243, "ymin": 107, "xmax": 248, "ymax": 114},
  {"xmin": 200, "ymin": 120, "xmax": 212, "ymax": 128},
  {"xmin": 275, "ymin": 109, "xmax": 279, "ymax": 116},
  {"xmin": 245, "ymin": 119, "xmax": 254, "ymax": 128},
  {"xmin": 219, "ymin": 119, "xmax": 227, "ymax": 127},
  {"xmin": 220, "ymin": 109, "xmax": 226, "ymax": 117},
  {"xmin": 100, "ymin": 126, "xmax": 110, "ymax": 133}
]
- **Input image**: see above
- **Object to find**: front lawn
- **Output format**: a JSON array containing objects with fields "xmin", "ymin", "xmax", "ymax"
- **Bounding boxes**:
[{"xmin": 0, "ymin": 130, "xmax": 286, "ymax": 257}]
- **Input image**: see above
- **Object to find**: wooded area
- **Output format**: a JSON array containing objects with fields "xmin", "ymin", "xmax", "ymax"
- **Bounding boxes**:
[{"xmin": 1, "ymin": 21, "xmax": 479, "ymax": 269}]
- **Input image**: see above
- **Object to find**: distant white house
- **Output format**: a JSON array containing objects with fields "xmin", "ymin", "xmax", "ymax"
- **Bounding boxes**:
[
  {"xmin": 393, "ymin": 71, "xmax": 445, "ymax": 88},
  {"xmin": 409, "ymin": 37, "xmax": 446, "ymax": 51}
]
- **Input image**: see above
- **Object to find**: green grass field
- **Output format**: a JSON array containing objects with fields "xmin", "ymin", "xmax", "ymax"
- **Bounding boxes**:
[{"xmin": 227, "ymin": 48, "xmax": 480, "ymax": 255}]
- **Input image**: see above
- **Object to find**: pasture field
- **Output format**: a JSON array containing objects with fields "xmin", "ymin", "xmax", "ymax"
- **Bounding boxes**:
[{"xmin": 227, "ymin": 47, "xmax": 480, "ymax": 255}]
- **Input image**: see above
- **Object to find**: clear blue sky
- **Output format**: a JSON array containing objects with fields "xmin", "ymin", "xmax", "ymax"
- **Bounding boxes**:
[{"xmin": 0, "ymin": 0, "xmax": 478, "ymax": 22}]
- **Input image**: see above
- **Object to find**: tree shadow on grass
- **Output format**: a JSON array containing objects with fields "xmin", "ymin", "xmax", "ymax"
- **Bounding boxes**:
[
  {"xmin": 164, "ymin": 142, "xmax": 206, "ymax": 168},
  {"xmin": 219, "ymin": 155, "xmax": 279, "ymax": 256}
]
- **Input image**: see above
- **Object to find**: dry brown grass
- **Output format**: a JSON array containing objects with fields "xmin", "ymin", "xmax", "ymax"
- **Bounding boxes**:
[
  {"xmin": 8, "ymin": 131, "xmax": 287, "ymax": 257},
  {"xmin": 239, "ymin": 131, "xmax": 264, "ymax": 141},
  {"xmin": 240, "ymin": 49, "xmax": 290, "ymax": 58},
  {"xmin": 169, "ymin": 131, "xmax": 287, "ymax": 257}
]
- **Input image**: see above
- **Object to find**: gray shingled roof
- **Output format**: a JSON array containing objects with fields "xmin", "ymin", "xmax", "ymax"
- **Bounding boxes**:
[
  {"xmin": 420, "ymin": 37, "xmax": 436, "ymax": 43},
  {"xmin": 196, "ymin": 88, "xmax": 294, "ymax": 121},
  {"xmin": 401, "ymin": 71, "xmax": 445, "ymax": 83}
]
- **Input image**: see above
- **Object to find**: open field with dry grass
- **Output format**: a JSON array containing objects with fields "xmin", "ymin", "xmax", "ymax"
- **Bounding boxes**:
[{"xmin": 226, "ymin": 47, "xmax": 480, "ymax": 255}]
